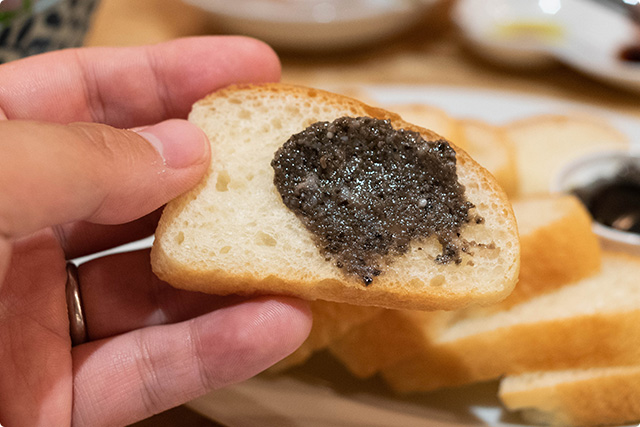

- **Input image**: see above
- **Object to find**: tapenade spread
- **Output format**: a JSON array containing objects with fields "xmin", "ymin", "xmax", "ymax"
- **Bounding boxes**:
[{"xmin": 271, "ymin": 116, "xmax": 475, "ymax": 285}]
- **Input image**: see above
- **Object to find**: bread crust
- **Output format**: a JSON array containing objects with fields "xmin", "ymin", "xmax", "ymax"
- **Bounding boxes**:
[{"xmin": 151, "ymin": 83, "xmax": 520, "ymax": 311}]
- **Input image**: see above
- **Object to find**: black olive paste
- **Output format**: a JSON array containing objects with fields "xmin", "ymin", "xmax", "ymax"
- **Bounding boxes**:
[{"xmin": 271, "ymin": 116, "xmax": 477, "ymax": 285}]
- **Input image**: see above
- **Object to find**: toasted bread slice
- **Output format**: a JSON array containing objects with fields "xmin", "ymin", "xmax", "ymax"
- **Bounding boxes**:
[
  {"xmin": 151, "ymin": 83, "xmax": 519, "ymax": 311},
  {"xmin": 382, "ymin": 252, "xmax": 640, "ymax": 393},
  {"xmin": 505, "ymin": 114, "xmax": 628, "ymax": 196},
  {"xmin": 499, "ymin": 366, "xmax": 640, "ymax": 426},
  {"xmin": 328, "ymin": 194, "xmax": 601, "ymax": 378}
]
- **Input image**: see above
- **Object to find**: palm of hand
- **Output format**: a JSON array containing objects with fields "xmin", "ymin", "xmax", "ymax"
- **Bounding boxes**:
[{"xmin": 0, "ymin": 232, "xmax": 72, "ymax": 425}]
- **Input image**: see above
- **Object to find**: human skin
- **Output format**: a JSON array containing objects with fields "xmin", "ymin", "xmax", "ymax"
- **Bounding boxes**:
[{"xmin": 0, "ymin": 36, "xmax": 312, "ymax": 426}]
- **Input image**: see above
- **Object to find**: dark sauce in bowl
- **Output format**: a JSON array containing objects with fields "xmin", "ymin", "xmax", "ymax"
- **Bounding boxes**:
[
  {"xmin": 619, "ymin": 45, "xmax": 640, "ymax": 63},
  {"xmin": 572, "ymin": 162, "xmax": 640, "ymax": 234}
]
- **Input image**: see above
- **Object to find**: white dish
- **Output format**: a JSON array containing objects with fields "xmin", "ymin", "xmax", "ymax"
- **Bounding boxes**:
[
  {"xmin": 453, "ymin": 0, "xmax": 640, "ymax": 92},
  {"xmin": 187, "ymin": 84, "xmax": 640, "ymax": 427},
  {"xmin": 552, "ymin": 148, "xmax": 640, "ymax": 256},
  {"xmin": 182, "ymin": 0, "xmax": 437, "ymax": 51}
]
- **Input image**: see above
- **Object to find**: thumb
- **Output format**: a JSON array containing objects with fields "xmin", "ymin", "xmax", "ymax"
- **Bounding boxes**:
[{"xmin": 0, "ymin": 119, "xmax": 210, "ymax": 239}]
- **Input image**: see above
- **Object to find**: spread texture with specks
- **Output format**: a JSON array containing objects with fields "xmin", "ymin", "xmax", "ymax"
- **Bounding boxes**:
[{"xmin": 272, "ymin": 116, "xmax": 477, "ymax": 285}]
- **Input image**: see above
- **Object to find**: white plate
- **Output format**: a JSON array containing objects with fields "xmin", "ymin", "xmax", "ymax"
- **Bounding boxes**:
[
  {"xmin": 358, "ymin": 84, "xmax": 640, "ymax": 137},
  {"xmin": 453, "ymin": 0, "xmax": 640, "ymax": 92},
  {"xmin": 181, "ymin": 0, "xmax": 437, "ymax": 51},
  {"xmin": 187, "ymin": 85, "xmax": 640, "ymax": 427}
]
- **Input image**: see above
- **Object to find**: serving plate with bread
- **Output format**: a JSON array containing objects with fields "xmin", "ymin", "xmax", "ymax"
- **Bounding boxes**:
[{"xmin": 156, "ymin": 83, "xmax": 640, "ymax": 427}]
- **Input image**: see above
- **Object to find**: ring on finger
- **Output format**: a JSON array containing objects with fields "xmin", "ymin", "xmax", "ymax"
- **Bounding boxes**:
[{"xmin": 65, "ymin": 261, "xmax": 88, "ymax": 346}]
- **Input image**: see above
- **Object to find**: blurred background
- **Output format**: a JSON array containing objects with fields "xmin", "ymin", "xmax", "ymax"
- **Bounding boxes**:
[
  {"xmin": 1, "ymin": 0, "xmax": 637, "ymax": 129},
  {"xmin": 2, "ymin": 0, "xmax": 640, "ymax": 425},
  {"xmin": 82, "ymin": 0, "xmax": 640, "ymax": 118}
]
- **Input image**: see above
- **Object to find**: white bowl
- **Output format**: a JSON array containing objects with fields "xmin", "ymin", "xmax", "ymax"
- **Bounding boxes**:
[
  {"xmin": 552, "ymin": 149, "xmax": 640, "ymax": 256},
  {"xmin": 182, "ymin": 0, "xmax": 437, "ymax": 51},
  {"xmin": 453, "ymin": 0, "xmax": 640, "ymax": 91}
]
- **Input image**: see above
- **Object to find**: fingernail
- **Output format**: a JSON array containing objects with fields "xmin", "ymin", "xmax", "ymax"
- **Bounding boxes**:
[{"xmin": 136, "ymin": 119, "xmax": 208, "ymax": 169}]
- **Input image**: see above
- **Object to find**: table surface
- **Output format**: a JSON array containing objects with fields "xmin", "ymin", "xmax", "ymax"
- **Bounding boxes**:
[{"xmin": 83, "ymin": 1, "xmax": 640, "ymax": 426}]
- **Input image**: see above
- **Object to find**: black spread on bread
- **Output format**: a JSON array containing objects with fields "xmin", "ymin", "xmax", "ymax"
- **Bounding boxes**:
[{"xmin": 272, "ymin": 116, "xmax": 477, "ymax": 285}]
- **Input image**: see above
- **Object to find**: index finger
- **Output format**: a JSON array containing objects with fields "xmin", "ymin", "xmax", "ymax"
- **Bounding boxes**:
[{"xmin": 0, "ymin": 36, "xmax": 281, "ymax": 127}]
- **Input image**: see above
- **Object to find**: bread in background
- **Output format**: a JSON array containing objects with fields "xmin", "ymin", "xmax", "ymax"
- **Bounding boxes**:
[
  {"xmin": 270, "ymin": 301, "xmax": 382, "ymax": 372},
  {"xmin": 491, "ymin": 194, "xmax": 601, "ymax": 310},
  {"xmin": 387, "ymin": 103, "xmax": 461, "ymax": 144},
  {"xmin": 382, "ymin": 252, "xmax": 640, "ymax": 393},
  {"xmin": 499, "ymin": 366, "xmax": 640, "ymax": 426},
  {"xmin": 328, "ymin": 309, "xmax": 450, "ymax": 379},
  {"xmin": 455, "ymin": 118, "xmax": 518, "ymax": 198},
  {"xmin": 505, "ymin": 114, "xmax": 629, "ymax": 196}
]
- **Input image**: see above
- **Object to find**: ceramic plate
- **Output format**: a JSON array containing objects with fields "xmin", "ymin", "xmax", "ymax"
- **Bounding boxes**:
[
  {"xmin": 181, "ymin": 0, "xmax": 437, "ymax": 51},
  {"xmin": 453, "ymin": 0, "xmax": 640, "ymax": 92}
]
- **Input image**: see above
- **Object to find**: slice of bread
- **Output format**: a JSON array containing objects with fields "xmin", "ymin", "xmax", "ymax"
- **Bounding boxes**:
[
  {"xmin": 328, "ymin": 194, "xmax": 601, "ymax": 378},
  {"xmin": 382, "ymin": 252, "xmax": 640, "ymax": 393},
  {"xmin": 499, "ymin": 366, "xmax": 640, "ymax": 426},
  {"xmin": 505, "ymin": 114, "xmax": 629, "ymax": 196},
  {"xmin": 151, "ymin": 83, "xmax": 520, "ymax": 311}
]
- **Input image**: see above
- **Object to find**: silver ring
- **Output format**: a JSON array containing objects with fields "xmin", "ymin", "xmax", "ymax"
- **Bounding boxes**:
[{"xmin": 65, "ymin": 262, "xmax": 88, "ymax": 346}]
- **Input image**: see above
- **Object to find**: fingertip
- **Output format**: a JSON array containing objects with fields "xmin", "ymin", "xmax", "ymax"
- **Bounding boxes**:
[
  {"xmin": 189, "ymin": 296, "xmax": 313, "ymax": 390},
  {"xmin": 256, "ymin": 296, "xmax": 313, "ymax": 350},
  {"xmin": 135, "ymin": 119, "xmax": 210, "ymax": 169},
  {"xmin": 228, "ymin": 296, "xmax": 313, "ymax": 361},
  {"xmin": 159, "ymin": 36, "xmax": 282, "ymax": 98},
  {"xmin": 228, "ymin": 36, "xmax": 282, "ymax": 83}
]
